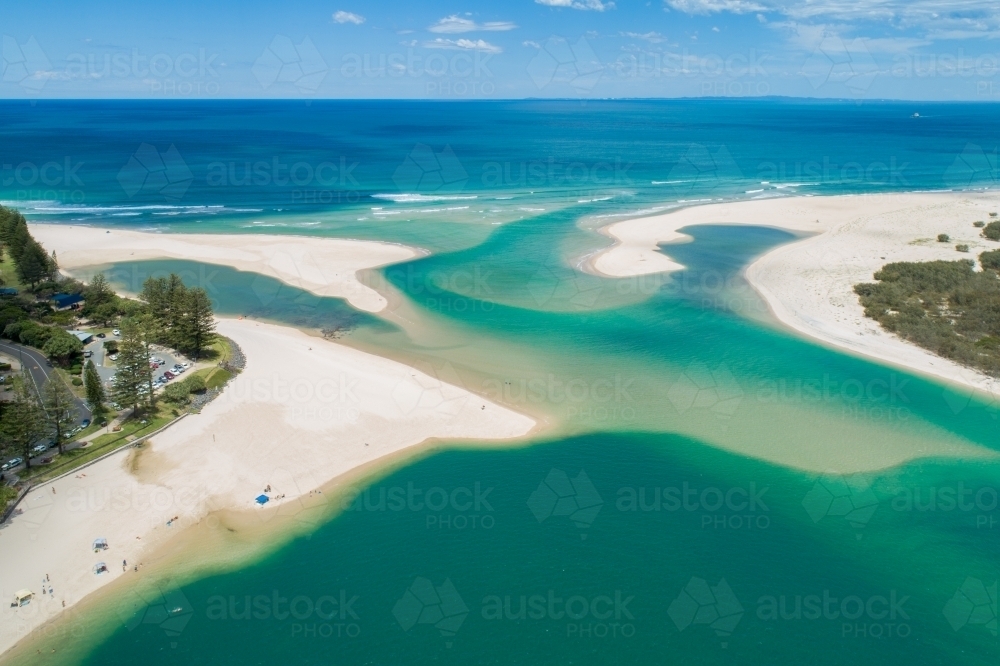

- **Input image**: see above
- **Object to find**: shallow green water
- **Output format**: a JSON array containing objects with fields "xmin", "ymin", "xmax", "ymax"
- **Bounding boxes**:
[
  {"xmin": 58, "ymin": 222, "xmax": 1000, "ymax": 666},
  {"xmin": 13, "ymin": 99, "xmax": 1000, "ymax": 665}
]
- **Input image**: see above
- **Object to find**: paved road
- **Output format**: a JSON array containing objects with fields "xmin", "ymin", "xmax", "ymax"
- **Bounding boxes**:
[{"xmin": 0, "ymin": 340, "xmax": 92, "ymax": 424}]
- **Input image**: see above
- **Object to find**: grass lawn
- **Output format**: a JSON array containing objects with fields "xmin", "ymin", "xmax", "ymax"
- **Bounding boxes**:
[
  {"xmin": 187, "ymin": 366, "xmax": 233, "ymax": 390},
  {"xmin": 202, "ymin": 336, "xmax": 233, "ymax": 364},
  {"xmin": 22, "ymin": 406, "xmax": 178, "ymax": 484},
  {"xmin": 0, "ymin": 249, "xmax": 24, "ymax": 290}
]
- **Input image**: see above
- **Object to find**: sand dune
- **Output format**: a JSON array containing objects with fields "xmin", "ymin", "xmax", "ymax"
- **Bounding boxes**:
[
  {"xmin": 589, "ymin": 191, "xmax": 1000, "ymax": 402},
  {"xmin": 0, "ymin": 318, "xmax": 535, "ymax": 656},
  {"xmin": 28, "ymin": 225, "xmax": 420, "ymax": 313}
]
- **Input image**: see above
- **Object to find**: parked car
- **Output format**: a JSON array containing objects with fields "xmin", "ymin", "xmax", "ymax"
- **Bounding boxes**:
[
  {"xmin": 96, "ymin": 332, "xmax": 106, "ymax": 339},
  {"xmin": 164, "ymin": 371, "xmax": 176, "ymax": 380},
  {"xmin": 31, "ymin": 444, "xmax": 48, "ymax": 456},
  {"xmin": 152, "ymin": 358, "xmax": 164, "ymax": 364},
  {"xmin": 112, "ymin": 329, "xmax": 120, "ymax": 336},
  {"xmin": 84, "ymin": 350, "xmax": 93, "ymax": 358},
  {"xmin": 109, "ymin": 354, "xmax": 119, "ymax": 361},
  {"xmin": 1, "ymin": 458, "xmax": 23, "ymax": 471},
  {"xmin": 81, "ymin": 419, "xmax": 91, "ymax": 428}
]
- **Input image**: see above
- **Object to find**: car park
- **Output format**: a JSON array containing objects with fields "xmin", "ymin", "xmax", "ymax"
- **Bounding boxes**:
[{"xmin": 1, "ymin": 458, "xmax": 23, "ymax": 471}]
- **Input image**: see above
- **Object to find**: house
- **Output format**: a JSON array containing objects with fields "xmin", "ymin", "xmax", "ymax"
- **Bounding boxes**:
[
  {"xmin": 0, "ymin": 287, "xmax": 17, "ymax": 296},
  {"xmin": 52, "ymin": 293, "xmax": 84, "ymax": 310},
  {"xmin": 69, "ymin": 330, "xmax": 94, "ymax": 344}
]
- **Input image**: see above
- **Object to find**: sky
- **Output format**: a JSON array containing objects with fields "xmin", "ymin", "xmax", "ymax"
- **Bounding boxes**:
[{"xmin": 2, "ymin": 0, "xmax": 1000, "ymax": 100}]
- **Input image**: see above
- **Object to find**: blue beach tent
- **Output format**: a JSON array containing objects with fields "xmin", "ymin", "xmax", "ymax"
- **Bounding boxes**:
[{"xmin": 255, "ymin": 494, "xmax": 269, "ymax": 505}]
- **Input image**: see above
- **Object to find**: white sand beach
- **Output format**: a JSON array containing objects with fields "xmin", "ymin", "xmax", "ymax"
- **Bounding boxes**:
[
  {"xmin": 27, "ymin": 225, "xmax": 419, "ymax": 313},
  {"xmin": 589, "ymin": 191, "xmax": 1000, "ymax": 401},
  {"xmin": 0, "ymin": 317, "xmax": 535, "ymax": 657}
]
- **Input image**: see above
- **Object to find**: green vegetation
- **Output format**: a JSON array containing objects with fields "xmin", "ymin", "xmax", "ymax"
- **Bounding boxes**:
[
  {"xmin": 0, "ymin": 208, "xmax": 57, "ymax": 288},
  {"xmin": 84, "ymin": 359, "xmax": 106, "ymax": 412},
  {"xmin": 0, "ymin": 373, "xmax": 47, "ymax": 470},
  {"xmin": 937, "ymin": 234, "xmax": 950, "ymax": 243},
  {"xmin": 41, "ymin": 375, "xmax": 77, "ymax": 454},
  {"xmin": 163, "ymin": 372, "xmax": 209, "ymax": 404},
  {"xmin": 974, "ymin": 221, "xmax": 986, "ymax": 228},
  {"xmin": 139, "ymin": 275, "xmax": 216, "ymax": 359},
  {"xmin": 855, "ymin": 253, "xmax": 1000, "ymax": 377},
  {"xmin": 983, "ymin": 221, "xmax": 1000, "ymax": 241},
  {"xmin": 956, "ymin": 244, "xmax": 969, "ymax": 253}
]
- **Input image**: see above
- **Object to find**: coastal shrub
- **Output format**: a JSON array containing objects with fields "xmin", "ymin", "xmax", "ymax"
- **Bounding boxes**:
[
  {"xmin": 991, "ymin": 212, "xmax": 998, "ymax": 217},
  {"xmin": 983, "ymin": 221, "xmax": 1000, "ymax": 241},
  {"xmin": 71, "ymin": 377, "xmax": 82, "ymax": 386},
  {"xmin": 162, "ymin": 383, "xmax": 190, "ymax": 404},
  {"xmin": 855, "ymin": 259, "xmax": 1000, "ymax": 377},
  {"xmin": 974, "ymin": 221, "xmax": 986, "ymax": 228},
  {"xmin": 182, "ymin": 374, "xmax": 207, "ymax": 393},
  {"xmin": 956, "ymin": 244, "xmax": 969, "ymax": 253},
  {"xmin": 0, "ymin": 362, "xmax": 10, "ymax": 371},
  {"xmin": 981, "ymin": 250, "xmax": 1000, "ymax": 272},
  {"xmin": 937, "ymin": 234, "xmax": 950, "ymax": 243}
]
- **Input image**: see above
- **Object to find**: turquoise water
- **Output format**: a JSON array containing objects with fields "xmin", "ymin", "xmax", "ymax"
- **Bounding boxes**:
[{"xmin": 4, "ymin": 100, "xmax": 1000, "ymax": 664}]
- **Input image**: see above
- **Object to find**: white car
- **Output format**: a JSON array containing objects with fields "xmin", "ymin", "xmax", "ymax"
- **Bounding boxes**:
[{"xmin": 112, "ymin": 329, "xmax": 120, "ymax": 336}]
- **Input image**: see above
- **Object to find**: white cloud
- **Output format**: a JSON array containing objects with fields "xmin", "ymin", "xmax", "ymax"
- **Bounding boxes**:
[
  {"xmin": 622, "ymin": 31, "xmax": 666, "ymax": 42},
  {"xmin": 536, "ymin": 0, "xmax": 615, "ymax": 12},
  {"xmin": 423, "ymin": 38, "xmax": 503, "ymax": 54},
  {"xmin": 666, "ymin": 0, "xmax": 1000, "ymax": 39},
  {"xmin": 666, "ymin": 0, "xmax": 764, "ymax": 15},
  {"xmin": 428, "ymin": 15, "xmax": 517, "ymax": 33},
  {"xmin": 333, "ymin": 10, "xmax": 365, "ymax": 24}
]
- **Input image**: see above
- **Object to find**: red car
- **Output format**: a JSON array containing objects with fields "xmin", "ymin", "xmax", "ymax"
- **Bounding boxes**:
[{"xmin": 164, "ymin": 371, "xmax": 176, "ymax": 380}]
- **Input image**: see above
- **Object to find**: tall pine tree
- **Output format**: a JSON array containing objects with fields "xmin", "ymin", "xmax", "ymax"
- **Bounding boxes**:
[
  {"xmin": 84, "ymin": 359, "xmax": 106, "ymax": 414},
  {"xmin": 111, "ymin": 321, "xmax": 152, "ymax": 414},
  {"xmin": 41, "ymin": 375, "xmax": 77, "ymax": 454}
]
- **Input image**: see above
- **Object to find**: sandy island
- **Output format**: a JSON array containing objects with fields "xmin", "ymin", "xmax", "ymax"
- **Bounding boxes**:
[
  {"xmin": 28, "ymin": 225, "xmax": 419, "ymax": 313},
  {"xmin": 0, "ymin": 317, "xmax": 535, "ymax": 657},
  {"xmin": 589, "ymin": 191, "xmax": 1000, "ymax": 402}
]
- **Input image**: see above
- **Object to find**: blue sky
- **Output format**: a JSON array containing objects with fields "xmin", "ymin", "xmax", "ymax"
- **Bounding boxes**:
[{"xmin": 3, "ymin": 0, "xmax": 1000, "ymax": 100}]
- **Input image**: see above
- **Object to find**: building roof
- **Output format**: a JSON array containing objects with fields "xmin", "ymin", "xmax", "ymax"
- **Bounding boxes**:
[
  {"xmin": 68, "ymin": 330, "xmax": 93, "ymax": 343},
  {"xmin": 52, "ymin": 293, "xmax": 84, "ymax": 308}
]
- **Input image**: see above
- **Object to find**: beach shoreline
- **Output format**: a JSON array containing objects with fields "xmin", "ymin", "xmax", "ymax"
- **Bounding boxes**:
[
  {"xmin": 0, "ymin": 317, "xmax": 537, "ymax": 661},
  {"xmin": 27, "ymin": 224, "xmax": 424, "ymax": 314},
  {"xmin": 586, "ymin": 190, "xmax": 1000, "ymax": 404}
]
